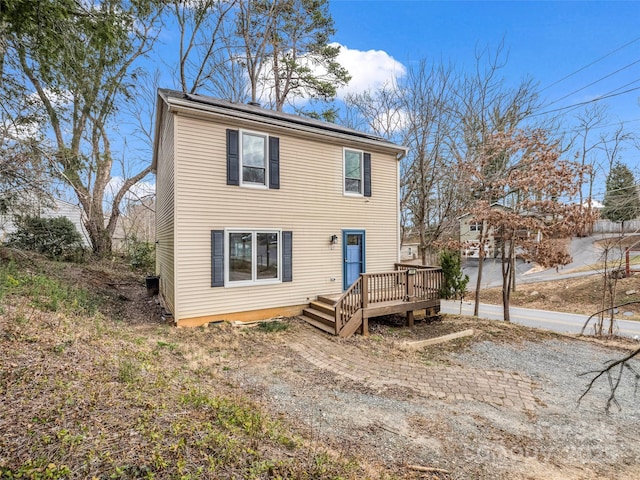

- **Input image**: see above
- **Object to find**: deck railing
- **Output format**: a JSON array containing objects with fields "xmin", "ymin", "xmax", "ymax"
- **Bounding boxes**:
[
  {"xmin": 335, "ymin": 275, "xmax": 362, "ymax": 334},
  {"xmin": 334, "ymin": 267, "xmax": 443, "ymax": 336}
]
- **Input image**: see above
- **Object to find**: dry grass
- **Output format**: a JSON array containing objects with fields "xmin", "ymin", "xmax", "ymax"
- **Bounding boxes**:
[
  {"xmin": 475, "ymin": 273, "xmax": 640, "ymax": 319},
  {"xmin": 0, "ymin": 248, "xmax": 369, "ymax": 480},
  {"xmin": 3, "ymin": 247, "xmax": 637, "ymax": 480}
]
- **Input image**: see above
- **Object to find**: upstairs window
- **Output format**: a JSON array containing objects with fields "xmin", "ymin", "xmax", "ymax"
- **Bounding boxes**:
[
  {"xmin": 469, "ymin": 221, "xmax": 482, "ymax": 232},
  {"xmin": 344, "ymin": 149, "xmax": 363, "ymax": 194},
  {"xmin": 241, "ymin": 132, "xmax": 267, "ymax": 186},
  {"xmin": 227, "ymin": 129, "xmax": 280, "ymax": 189},
  {"xmin": 343, "ymin": 148, "xmax": 371, "ymax": 197}
]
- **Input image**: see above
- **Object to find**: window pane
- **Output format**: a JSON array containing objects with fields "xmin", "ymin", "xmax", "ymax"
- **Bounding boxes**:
[
  {"xmin": 257, "ymin": 232, "xmax": 278, "ymax": 280},
  {"xmin": 347, "ymin": 234, "xmax": 362, "ymax": 246},
  {"xmin": 243, "ymin": 166, "xmax": 265, "ymax": 184},
  {"xmin": 229, "ymin": 232, "xmax": 252, "ymax": 281},
  {"xmin": 243, "ymin": 133, "xmax": 266, "ymax": 167},
  {"xmin": 345, "ymin": 150, "xmax": 362, "ymax": 179},
  {"xmin": 345, "ymin": 178, "xmax": 361, "ymax": 193},
  {"xmin": 345, "ymin": 150, "xmax": 362, "ymax": 193}
]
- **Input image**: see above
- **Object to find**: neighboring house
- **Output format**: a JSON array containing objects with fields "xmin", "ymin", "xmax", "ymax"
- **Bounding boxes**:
[
  {"xmin": 0, "ymin": 197, "xmax": 91, "ymax": 247},
  {"xmin": 458, "ymin": 204, "xmax": 509, "ymax": 258},
  {"xmin": 112, "ymin": 196, "xmax": 156, "ymax": 250},
  {"xmin": 152, "ymin": 89, "xmax": 442, "ymax": 332},
  {"xmin": 400, "ymin": 240, "xmax": 420, "ymax": 262},
  {"xmin": 460, "ymin": 203, "xmax": 546, "ymax": 258},
  {"xmin": 400, "ymin": 237, "xmax": 439, "ymax": 265}
]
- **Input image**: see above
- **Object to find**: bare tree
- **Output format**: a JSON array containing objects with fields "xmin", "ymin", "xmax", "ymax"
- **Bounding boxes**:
[
  {"xmin": 573, "ymin": 105, "xmax": 607, "ymax": 235},
  {"xmin": 0, "ymin": 116, "xmax": 52, "ymax": 216},
  {"xmin": 465, "ymin": 129, "xmax": 589, "ymax": 321},
  {"xmin": 345, "ymin": 61, "xmax": 461, "ymax": 264},
  {"xmin": 449, "ymin": 43, "xmax": 540, "ymax": 316},
  {"xmin": 399, "ymin": 61, "xmax": 459, "ymax": 264},
  {"xmin": 169, "ymin": 0, "xmax": 238, "ymax": 95},
  {"xmin": 2, "ymin": 0, "xmax": 165, "ymax": 255},
  {"xmin": 579, "ymin": 345, "xmax": 640, "ymax": 412}
]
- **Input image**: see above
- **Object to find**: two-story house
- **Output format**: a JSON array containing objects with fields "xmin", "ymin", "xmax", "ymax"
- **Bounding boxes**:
[{"xmin": 152, "ymin": 90, "xmax": 441, "ymax": 334}]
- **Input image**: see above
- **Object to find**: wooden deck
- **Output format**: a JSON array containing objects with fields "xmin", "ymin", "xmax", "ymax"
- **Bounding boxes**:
[{"xmin": 300, "ymin": 265, "xmax": 442, "ymax": 337}]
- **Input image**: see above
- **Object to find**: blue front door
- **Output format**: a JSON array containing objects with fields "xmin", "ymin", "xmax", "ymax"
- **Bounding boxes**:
[{"xmin": 343, "ymin": 231, "xmax": 365, "ymax": 290}]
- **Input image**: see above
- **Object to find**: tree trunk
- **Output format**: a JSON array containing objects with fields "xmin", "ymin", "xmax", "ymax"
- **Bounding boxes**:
[
  {"xmin": 501, "ymin": 238, "xmax": 512, "ymax": 322},
  {"xmin": 474, "ymin": 247, "xmax": 484, "ymax": 317},
  {"xmin": 85, "ymin": 216, "xmax": 113, "ymax": 256},
  {"xmin": 510, "ymin": 245, "xmax": 516, "ymax": 292}
]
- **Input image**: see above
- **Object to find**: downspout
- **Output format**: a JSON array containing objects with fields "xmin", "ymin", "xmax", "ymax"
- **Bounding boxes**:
[{"xmin": 397, "ymin": 148, "xmax": 408, "ymax": 264}]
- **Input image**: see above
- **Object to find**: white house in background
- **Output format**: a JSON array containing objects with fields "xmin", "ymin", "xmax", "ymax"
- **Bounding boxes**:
[
  {"xmin": 458, "ymin": 204, "xmax": 510, "ymax": 258},
  {"xmin": 0, "ymin": 197, "xmax": 91, "ymax": 247}
]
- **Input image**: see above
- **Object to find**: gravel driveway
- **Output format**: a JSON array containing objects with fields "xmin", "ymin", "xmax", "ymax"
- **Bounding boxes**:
[{"xmin": 230, "ymin": 319, "xmax": 640, "ymax": 480}]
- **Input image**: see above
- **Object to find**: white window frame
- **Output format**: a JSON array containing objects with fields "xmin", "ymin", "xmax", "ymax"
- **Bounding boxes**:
[
  {"xmin": 224, "ymin": 228, "xmax": 281, "ymax": 287},
  {"xmin": 343, "ymin": 147, "xmax": 364, "ymax": 196},
  {"xmin": 469, "ymin": 221, "xmax": 482, "ymax": 232},
  {"xmin": 240, "ymin": 130, "xmax": 269, "ymax": 189}
]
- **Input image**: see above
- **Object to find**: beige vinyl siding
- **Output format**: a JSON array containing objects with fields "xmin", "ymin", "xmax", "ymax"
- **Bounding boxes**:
[
  {"xmin": 459, "ymin": 215, "xmax": 482, "ymax": 245},
  {"xmin": 172, "ymin": 113, "xmax": 399, "ymax": 322},
  {"xmin": 155, "ymin": 106, "xmax": 176, "ymax": 314}
]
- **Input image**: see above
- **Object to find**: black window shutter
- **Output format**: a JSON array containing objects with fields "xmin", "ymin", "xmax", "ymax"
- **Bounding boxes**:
[
  {"xmin": 226, "ymin": 129, "xmax": 239, "ymax": 186},
  {"xmin": 269, "ymin": 136, "xmax": 280, "ymax": 189},
  {"xmin": 211, "ymin": 230, "xmax": 224, "ymax": 287},
  {"xmin": 363, "ymin": 153, "xmax": 372, "ymax": 197},
  {"xmin": 282, "ymin": 231, "xmax": 292, "ymax": 282}
]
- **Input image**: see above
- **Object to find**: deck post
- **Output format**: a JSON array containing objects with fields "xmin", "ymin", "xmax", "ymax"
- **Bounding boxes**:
[
  {"xmin": 362, "ymin": 275, "xmax": 369, "ymax": 309},
  {"xmin": 407, "ymin": 310, "xmax": 414, "ymax": 328},
  {"xmin": 406, "ymin": 270, "xmax": 415, "ymax": 300}
]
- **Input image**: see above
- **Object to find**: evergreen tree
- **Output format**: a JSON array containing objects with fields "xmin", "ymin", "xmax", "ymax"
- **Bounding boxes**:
[
  {"xmin": 602, "ymin": 161, "xmax": 640, "ymax": 227},
  {"xmin": 439, "ymin": 250, "xmax": 469, "ymax": 300}
]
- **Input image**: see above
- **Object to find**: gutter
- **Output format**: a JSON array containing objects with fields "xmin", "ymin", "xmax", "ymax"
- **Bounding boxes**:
[{"xmin": 165, "ymin": 95, "xmax": 408, "ymax": 156}]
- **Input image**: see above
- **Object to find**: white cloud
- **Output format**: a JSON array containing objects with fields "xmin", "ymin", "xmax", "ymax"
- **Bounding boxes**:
[
  {"xmin": 2, "ymin": 118, "xmax": 41, "ymax": 142},
  {"xmin": 28, "ymin": 88, "xmax": 73, "ymax": 109},
  {"xmin": 107, "ymin": 176, "xmax": 155, "ymax": 204},
  {"xmin": 254, "ymin": 43, "xmax": 406, "ymax": 106},
  {"xmin": 332, "ymin": 43, "xmax": 406, "ymax": 98}
]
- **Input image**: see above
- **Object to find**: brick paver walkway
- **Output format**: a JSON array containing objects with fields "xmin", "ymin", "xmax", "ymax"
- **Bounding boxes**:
[{"xmin": 288, "ymin": 328, "xmax": 539, "ymax": 410}]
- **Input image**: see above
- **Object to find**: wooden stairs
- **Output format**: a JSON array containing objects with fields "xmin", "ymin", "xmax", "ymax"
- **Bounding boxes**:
[
  {"xmin": 299, "ymin": 266, "xmax": 443, "ymax": 338},
  {"xmin": 299, "ymin": 295, "xmax": 339, "ymax": 336}
]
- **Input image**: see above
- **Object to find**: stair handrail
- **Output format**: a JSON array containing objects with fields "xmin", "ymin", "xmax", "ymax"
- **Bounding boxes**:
[{"xmin": 334, "ymin": 275, "xmax": 363, "ymax": 335}]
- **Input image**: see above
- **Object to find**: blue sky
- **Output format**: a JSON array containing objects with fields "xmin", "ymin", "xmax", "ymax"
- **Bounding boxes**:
[
  {"xmin": 328, "ymin": 1, "xmax": 640, "ymax": 121},
  {"xmin": 320, "ymin": 1, "xmax": 640, "ymax": 199},
  {"xmin": 127, "ymin": 1, "xmax": 640, "ymax": 202}
]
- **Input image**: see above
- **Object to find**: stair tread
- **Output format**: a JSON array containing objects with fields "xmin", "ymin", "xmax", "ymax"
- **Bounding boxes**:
[
  {"xmin": 299, "ymin": 315, "xmax": 335, "ymax": 335},
  {"xmin": 316, "ymin": 295, "xmax": 339, "ymax": 306},
  {"xmin": 309, "ymin": 300, "xmax": 335, "ymax": 315},
  {"xmin": 302, "ymin": 307, "xmax": 336, "ymax": 324}
]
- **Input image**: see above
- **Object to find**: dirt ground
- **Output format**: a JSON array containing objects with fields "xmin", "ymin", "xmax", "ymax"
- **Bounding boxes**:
[
  {"xmin": 3, "ymin": 250, "xmax": 640, "ymax": 479},
  {"xmin": 71, "ymin": 264, "xmax": 640, "ymax": 479},
  {"xmin": 219, "ymin": 314, "xmax": 640, "ymax": 480}
]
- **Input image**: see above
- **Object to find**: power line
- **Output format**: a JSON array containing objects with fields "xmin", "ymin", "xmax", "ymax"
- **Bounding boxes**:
[
  {"xmin": 556, "ymin": 76, "xmax": 640, "ymax": 119},
  {"xmin": 531, "ymin": 85, "xmax": 640, "ymax": 117},
  {"xmin": 540, "ymin": 35, "xmax": 640, "ymax": 93},
  {"xmin": 544, "ymin": 59, "xmax": 640, "ymax": 108},
  {"xmin": 555, "ymin": 117, "xmax": 640, "ymax": 137}
]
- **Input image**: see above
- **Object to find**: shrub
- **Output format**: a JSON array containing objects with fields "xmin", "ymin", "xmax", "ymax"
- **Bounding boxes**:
[
  {"xmin": 439, "ymin": 249, "xmax": 469, "ymax": 300},
  {"xmin": 124, "ymin": 235, "xmax": 155, "ymax": 272},
  {"xmin": 7, "ymin": 215, "xmax": 85, "ymax": 261}
]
